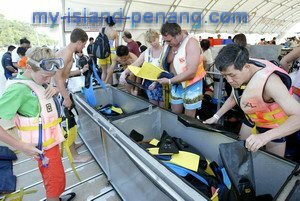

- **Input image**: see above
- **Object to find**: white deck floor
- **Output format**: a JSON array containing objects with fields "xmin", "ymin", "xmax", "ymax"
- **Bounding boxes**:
[{"xmin": 0, "ymin": 120, "xmax": 121, "ymax": 201}]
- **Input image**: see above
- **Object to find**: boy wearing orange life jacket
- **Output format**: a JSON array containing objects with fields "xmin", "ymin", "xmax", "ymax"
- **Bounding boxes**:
[
  {"xmin": 0, "ymin": 47, "xmax": 76, "ymax": 201},
  {"xmin": 212, "ymin": 44, "xmax": 300, "ymax": 157}
]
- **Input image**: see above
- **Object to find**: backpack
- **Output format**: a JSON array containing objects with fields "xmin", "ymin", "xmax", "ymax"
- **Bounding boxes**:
[{"xmin": 93, "ymin": 27, "xmax": 111, "ymax": 59}]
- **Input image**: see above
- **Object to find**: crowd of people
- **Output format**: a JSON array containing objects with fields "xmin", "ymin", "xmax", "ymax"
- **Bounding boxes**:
[{"xmin": 1, "ymin": 16, "xmax": 300, "ymax": 200}]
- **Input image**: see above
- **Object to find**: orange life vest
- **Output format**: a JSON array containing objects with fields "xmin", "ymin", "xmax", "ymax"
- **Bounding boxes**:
[
  {"xmin": 6, "ymin": 80, "xmax": 65, "ymax": 150},
  {"xmin": 236, "ymin": 59, "xmax": 291, "ymax": 129},
  {"xmin": 173, "ymin": 35, "xmax": 206, "ymax": 88}
]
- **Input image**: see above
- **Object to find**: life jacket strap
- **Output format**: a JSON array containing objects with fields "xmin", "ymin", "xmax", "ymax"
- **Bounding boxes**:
[
  {"xmin": 61, "ymin": 118, "xmax": 81, "ymax": 181},
  {"xmin": 0, "ymin": 188, "xmax": 37, "ymax": 201},
  {"xmin": 17, "ymin": 118, "xmax": 62, "ymax": 131}
]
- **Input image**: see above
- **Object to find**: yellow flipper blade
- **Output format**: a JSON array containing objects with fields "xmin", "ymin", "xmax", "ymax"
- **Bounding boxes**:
[{"xmin": 128, "ymin": 62, "xmax": 165, "ymax": 81}]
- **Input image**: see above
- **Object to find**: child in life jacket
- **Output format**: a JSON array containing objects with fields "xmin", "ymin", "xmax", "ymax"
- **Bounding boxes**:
[{"xmin": 0, "ymin": 47, "xmax": 76, "ymax": 201}]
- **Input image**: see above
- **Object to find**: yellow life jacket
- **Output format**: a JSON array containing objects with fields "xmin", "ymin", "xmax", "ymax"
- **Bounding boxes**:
[{"xmin": 6, "ymin": 80, "xmax": 65, "ymax": 150}]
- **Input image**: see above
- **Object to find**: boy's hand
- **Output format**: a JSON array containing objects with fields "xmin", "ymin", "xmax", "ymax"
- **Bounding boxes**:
[
  {"xmin": 45, "ymin": 85, "xmax": 58, "ymax": 99},
  {"xmin": 63, "ymin": 96, "xmax": 72, "ymax": 109},
  {"xmin": 19, "ymin": 142, "xmax": 43, "ymax": 158}
]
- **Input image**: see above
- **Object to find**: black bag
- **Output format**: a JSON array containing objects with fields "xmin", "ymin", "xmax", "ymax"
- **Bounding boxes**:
[
  {"xmin": 0, "ymin": 146, "xmax": 17, "ymax": 193},
  {"xmin": 219, "ymin": 141, "xmax": 256, "ymax": 201},
  {"xmin": 93, "ymin": 27, "xmax": 111, "ymax": 59}
]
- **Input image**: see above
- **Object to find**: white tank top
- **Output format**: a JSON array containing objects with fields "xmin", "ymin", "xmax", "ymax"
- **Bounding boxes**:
[
  {"xmin": 144, "ymin": 48, "xmax": 162, "ymax": 67},
  {"xmin": 173, "ymin": 35, "xmax": 191, "ymax": 75}
]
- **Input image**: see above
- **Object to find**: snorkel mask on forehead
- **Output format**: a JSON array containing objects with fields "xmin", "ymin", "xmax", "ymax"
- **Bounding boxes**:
[{"xmin": 27, "ymin": 58, "xmax": 64, "ymax": 72}]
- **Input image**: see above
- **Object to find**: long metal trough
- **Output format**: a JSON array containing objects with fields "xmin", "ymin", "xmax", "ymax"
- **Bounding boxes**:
[{"xmin": 73, "ymin": 86, "xmax": 299, "ymax": 201}]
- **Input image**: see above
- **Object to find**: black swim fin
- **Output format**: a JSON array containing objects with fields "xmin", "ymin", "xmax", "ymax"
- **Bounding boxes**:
[
  {"xmin": 129, "ymin": 130, "xmax": 144, "ymax": 142},
  {"xmin": 158, "ymin": 131, "xmax": 179, "ymax": 154}
]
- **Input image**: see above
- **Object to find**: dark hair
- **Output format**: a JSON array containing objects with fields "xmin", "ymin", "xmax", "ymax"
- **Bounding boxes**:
[
  {"xmin": 105, "ymin": 16, "xmax": 116, "ymax": 27},
  {"xmin": 17, "ymin": 47, "xmax": 27, "ymax": 56},
  {"xmin": 123, "ymin": 31, "xmax": 132, "ymax": 39},
  {"xmin": 89, "ymin": 37, "xmax": 94, "ymax": 41},
  {"xmin": 116, "ymin": 45, "xmax": 129, "ymax": 57},
  {"xmin": 232, "ymin": 33, "xmax": 247, "ymax": 47},
  {"xmin": 160, "ymin": 22, "xmax": 181, "ymax": 37},
  {"xmin": 136, "ymin": 41, "xmax": 142, "ymax": 47},
  {"xmin": 214, "ymin": 43, "xmax": 249, "ymax": 72},
  {"xmin": 8, "ymin": 45, "xmax": 16, "ymax": 52},
  {"xmin": 140, "ymin": 45, "xmax": 147, "ymax": 53},
  {"xmin": 20, "ymin": 38, "xmax": 30, "ymax": 45},
  {"xmin": 70, "ymin": 28, "xmax": 88, "ymax": 43},
  {"xmin": 200, "ymin": 39, "xmax": 210, "ymax": 51}
]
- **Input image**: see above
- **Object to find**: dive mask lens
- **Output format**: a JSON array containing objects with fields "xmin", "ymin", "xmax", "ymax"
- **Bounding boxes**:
[{"xmin": 40, "ymin": 58, "xmax": 64, "ymax": 71}]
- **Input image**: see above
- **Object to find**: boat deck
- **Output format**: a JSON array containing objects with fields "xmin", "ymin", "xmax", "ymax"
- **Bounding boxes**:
[{"xmin": 0, "ymin": 119, "xmax": 122, "ymax": 201}]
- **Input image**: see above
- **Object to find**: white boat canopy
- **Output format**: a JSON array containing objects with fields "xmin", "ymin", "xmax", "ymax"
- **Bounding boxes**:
[{"xmin": 62, "ymin": 0, "xmax": 300, "ymax": 35}]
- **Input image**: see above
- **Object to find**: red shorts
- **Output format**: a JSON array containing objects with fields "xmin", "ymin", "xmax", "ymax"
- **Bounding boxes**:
[{"xmin": 38, "ymin": 145, "xmax": 65, "ymax": 198}]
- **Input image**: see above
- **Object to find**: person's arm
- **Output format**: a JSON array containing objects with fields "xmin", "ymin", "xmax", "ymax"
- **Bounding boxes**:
[
  {"xmin": 54, "ymin": 50, "xmax": 75, "ymax": 108},
  {"xmin": 114, "ymin": 32, "xmax": 119, "ymax": 47},
  {"xmin": 105, "ymin": 57, "xmax": 118, "ymax": 83},
  {"xmin": 131, "ymin": 51, "xmax": 145, "ymax": 67},
  {"xmin": 12, "ymin": 62, "xmax": 20, "ymax": 69},
  {"xmin": 119, "ymin": 52, "xmax": 145, "ymax": 84},
  {"xmin": 70, "ymin": 69, "xmax": 82, "ymax": 77},
  {"xmin": 280, "ymin": 47, "xmax": 300, "ymax": 72},
  {"xmin": 54, "ymin": 66, "xmax": 72, "ymax": 108},
  {"xmin": 0, "ymin": 126, "xmax": 42, "ymax": 157},
  {"xmin": 158, "ymin": 38, "xmax": 200, "ymax": 84},
  {"xmin": 202, "ymin": 56, "xmax": 209, "ymax": 71},
  {"xmin": 6, "ymin": 66, "xmax": 17, "ymax": 73},
  {"xmin": 69, "ymin": 64, "xmax": 89, "ymax": 77},
  {"xmin": 246, "ymin": 74, "xmax": 300, "ymax": 152},
  {"xmin": 11, "ymin": 50, "xmax": 22, "ymax": 69},
  {"xmin": 203, "ymin": 93, "xmax": 237, "ymax": 124},
  {"xmin": 0, "ymin": 85, "xmax": 42, "ymax": 157},
  {"xmin": 3, "ymin": 57, "xmax": 17, "ymax": 73}
]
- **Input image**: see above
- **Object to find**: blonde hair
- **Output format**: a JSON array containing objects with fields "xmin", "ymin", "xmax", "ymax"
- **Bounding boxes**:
[
  {"xmin": 145, "ymin": 29, "xmax": 159, "ymax": 43},
  {"xmin": 26, "ymin": 47, "xmax": 55, "ymax": 72}
]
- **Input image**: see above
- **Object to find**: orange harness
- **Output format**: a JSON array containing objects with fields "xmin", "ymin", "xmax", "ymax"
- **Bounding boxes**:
[{"xmin": 236, "ymin": 59, "xmax": 291, "ymax": 129}]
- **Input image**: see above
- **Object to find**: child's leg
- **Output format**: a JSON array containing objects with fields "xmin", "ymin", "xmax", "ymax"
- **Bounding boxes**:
[
  {"xmin": 71, "ymin": 144, "xmax": 92, "ymax": 163},
  {"xmin": 38, "ymin": 145, "xmax": 66, "ymax": 200},
  {"xmin": 47, "ymin": 198, "xmax": 59, "ymax": 201}
]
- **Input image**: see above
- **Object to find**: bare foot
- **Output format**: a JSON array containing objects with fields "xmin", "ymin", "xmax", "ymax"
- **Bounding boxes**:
[
  {"xmin": 131, "ymin": 89, "xmax": 138, "ymax": 96},
  {"xmin": 73, "ymin": 155, "xmax": 92, "ymax": 163},
  {"xmin": 74, "ymin": 142, "xmax": 84, "ymax": 149}
]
